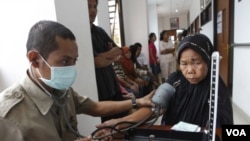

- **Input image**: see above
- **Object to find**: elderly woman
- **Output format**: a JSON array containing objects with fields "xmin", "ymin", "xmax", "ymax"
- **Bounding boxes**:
[{"xmin": 160, "ymin": 33, "xmax": 233, "ymax": 127}]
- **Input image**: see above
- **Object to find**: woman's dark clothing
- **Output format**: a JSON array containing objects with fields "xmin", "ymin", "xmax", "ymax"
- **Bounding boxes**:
[
  {"xmin": 91, "ymin": 24, "xmax": 128, "ymax": 122},
  {"xmin": 161, "ymin": 71, "xmax": 233, "ymax": 127},
  {"xmin": 130, "ymin": 45, "xmax": 154, "ymax": 96}
]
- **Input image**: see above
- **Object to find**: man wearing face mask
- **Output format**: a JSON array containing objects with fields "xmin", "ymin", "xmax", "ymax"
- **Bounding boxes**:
[{"xmin": 0, "ymin": 20, "xmax": 154, "ymax": 141}]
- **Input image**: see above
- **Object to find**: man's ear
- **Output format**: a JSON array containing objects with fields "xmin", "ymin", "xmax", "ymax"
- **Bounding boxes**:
[{"xmin": 27, "ymin": 51, "xmax": 40, "ymax": 67}]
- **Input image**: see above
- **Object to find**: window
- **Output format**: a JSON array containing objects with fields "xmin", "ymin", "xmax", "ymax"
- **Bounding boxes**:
[{"xmin": 108, "ymin": 0, "xmax": 125, "ymax": 47}]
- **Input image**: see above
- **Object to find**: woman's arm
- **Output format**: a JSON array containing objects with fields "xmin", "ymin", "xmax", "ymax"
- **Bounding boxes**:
[{"xmin": 96, "ymin": 107, "xmax": 154, "ymax": 130}]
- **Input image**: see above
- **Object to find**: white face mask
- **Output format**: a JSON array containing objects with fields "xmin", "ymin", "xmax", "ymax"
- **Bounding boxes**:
[{"xmin": 37, "ymin": 56, "xmax": 77, "ymax": 90}]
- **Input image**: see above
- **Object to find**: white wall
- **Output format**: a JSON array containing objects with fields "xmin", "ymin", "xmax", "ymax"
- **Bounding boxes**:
[
  {"xmin": 189, "ymin": 0, "xmax": 214, "ymax": 42},
  {"xmin": 233, "ymin": 47, "xmax": 250, "ymax": 117},
  {"xmin": 234, "ymin": 0, "xmax": 250, "ymax": 43},
  {"xmin": 54, "ymin": 0, "xmax": 100, "ymax": 135},
  {"xmin": 0, "ymin": 0, "xmax": 56, "ymax": 91},
  {"xmin": 96, "ymin": 0, "xmax": 111, "ymax": 35},
  {"xmin": 200, "ymin": 21, "xmax": 214, "ymax": 43},
  {"xmin": 232, "ymin": 0, "xmax": 250, "ymax": 117},
  {"xmin": 123, "ymin": 0, "xmax": 150, "ymax": 64},
  {"xmin": 189, "ymin": 0, "xmax": 200, "ymax": 25}
]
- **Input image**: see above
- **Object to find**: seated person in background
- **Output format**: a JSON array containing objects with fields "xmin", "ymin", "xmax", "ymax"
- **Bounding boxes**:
[
  {"xmin": 130, "ymin": 43, "xmax": 154, "ymax": 95},
  {"xmin": 119, "ymin": 84, "xmax": 135, "ymax": 99},
  {"xmin": 97, "ymin": 33, "xmax": 233, "ymax": 133},
  {"xmin": 130, "ymin": 42, "xmax": 147, "ymax": 70},
  {"xmin": 112, "ymin": 55, "xmax": 140, "ymax": 98},
  {"xmin": 119, "ymin": 46, "xmax": 149, "ymax": 97},
  {"xmin": 0, "ymin": 20, "xmax": 154, "ymax": 141}
]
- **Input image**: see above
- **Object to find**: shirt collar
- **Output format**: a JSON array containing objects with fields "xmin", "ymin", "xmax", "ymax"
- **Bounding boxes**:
[{"xmin": 20, "ymin": 71, "xmax": 54, "ymax": 115}]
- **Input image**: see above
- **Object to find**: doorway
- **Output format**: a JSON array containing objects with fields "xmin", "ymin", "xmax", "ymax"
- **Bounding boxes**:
[{"xmin": 215, "ymin": 0, "xmax": 232, "ymax": 93}]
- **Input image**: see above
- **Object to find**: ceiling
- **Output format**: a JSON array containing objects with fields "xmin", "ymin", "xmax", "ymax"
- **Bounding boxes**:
[{"xmin": 148, "ymin": 0, "xmax": 191, "ymax": 17}]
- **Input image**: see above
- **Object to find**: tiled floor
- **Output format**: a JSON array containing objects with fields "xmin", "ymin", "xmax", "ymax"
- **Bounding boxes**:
[{"xmin": 233, "ymin": 102, "xmax": 250, "ymax": 124}]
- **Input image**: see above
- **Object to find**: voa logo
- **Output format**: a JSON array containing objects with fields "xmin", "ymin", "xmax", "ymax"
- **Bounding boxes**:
[{"xmin": 226, "ymin": 129, "xmax": 247, "ymax": 136}]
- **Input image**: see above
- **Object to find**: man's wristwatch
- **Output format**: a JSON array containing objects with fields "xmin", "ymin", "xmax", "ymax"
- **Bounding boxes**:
[{"xmin": 131, "ymin": 97, "xmax": 137, "ymax": 109}]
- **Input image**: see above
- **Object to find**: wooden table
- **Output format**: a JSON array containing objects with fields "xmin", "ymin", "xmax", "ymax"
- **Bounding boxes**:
[
  {"xmin": 139, "ymin": 125, "xmax": 222, "ymax": 140},
  {"xmin": 112, "ymin": 125, "xmax": 222, "ymax": 141}
]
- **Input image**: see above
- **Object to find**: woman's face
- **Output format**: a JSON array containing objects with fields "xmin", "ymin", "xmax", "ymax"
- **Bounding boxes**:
[
  {"xmin": 150, "ymin": 34, "xmax": 156, "ymax": 42},
  {"xmin": 136, "ymin": 47, "xmax": 142, "ymax": 57},
  {"xmin": 125, "ymin": 50, "xmax": 131, "ymax": 59},
  {"xmin": 163, "ymin": 32, "xmax": 169, "ymax": 40},
  {"xmin": 179, "ymin": 48, "xmax": 208, "ymax": 84}
]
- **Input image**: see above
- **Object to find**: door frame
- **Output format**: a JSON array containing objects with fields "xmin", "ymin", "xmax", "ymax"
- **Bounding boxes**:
[{"xmin": 213, "ymin": 0, "xmax": 234, "ymax": 96}]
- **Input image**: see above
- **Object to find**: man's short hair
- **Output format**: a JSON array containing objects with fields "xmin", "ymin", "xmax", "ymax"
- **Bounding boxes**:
[{"xmin": 26, "ymin": 20, "xmax": 75, "ymax": 59}]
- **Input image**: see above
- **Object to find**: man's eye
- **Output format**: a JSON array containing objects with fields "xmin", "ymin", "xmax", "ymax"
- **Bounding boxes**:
[{"xmin": 62, "ymin": 60, "xmax": 69, "ymax": 65}]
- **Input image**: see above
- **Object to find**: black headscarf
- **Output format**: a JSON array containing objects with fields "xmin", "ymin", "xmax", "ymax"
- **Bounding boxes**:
[
  {"xmin": 177, "ymin": 33, "xmax": 214, "ymax": 67},
  {"xmin": 161, "ymin": 33, "xmax": 233, "ymax": 127}
]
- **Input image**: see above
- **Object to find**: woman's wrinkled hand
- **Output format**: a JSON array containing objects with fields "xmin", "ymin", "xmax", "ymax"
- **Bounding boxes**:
[
  {"xmin": 93, "ymin": 120, "xmax": 124, "ymax": 141},
  {"xmin": 95, "ymin": 118, "xmax": 127, "ymax": 140},
  {"xmin": 97, "ymin": 118, "xmax": 121, "ymax": 128}
]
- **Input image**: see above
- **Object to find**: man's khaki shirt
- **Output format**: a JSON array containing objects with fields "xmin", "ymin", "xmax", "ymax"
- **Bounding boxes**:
[
  {"xmin": 0, "ymin": 73, "xmax": 95, "ymax": 141},
  {"xmin": 0, "ymin": 117, "xmax": 24, "ymax": 141}
]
